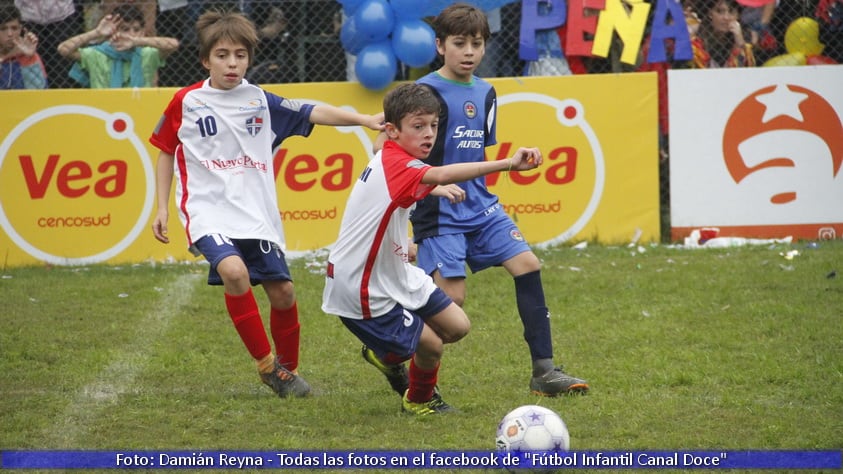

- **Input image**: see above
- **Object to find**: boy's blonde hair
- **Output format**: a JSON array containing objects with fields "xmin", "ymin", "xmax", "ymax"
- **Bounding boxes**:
[{"xmin": 196, "ymin": 11, "xmax": 259, "ymax": 65}]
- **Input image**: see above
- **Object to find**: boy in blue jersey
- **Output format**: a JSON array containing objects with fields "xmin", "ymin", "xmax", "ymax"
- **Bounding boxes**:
[{"xmin": 363, "ymin": 2, "xmax": 589, "ymax": 397}]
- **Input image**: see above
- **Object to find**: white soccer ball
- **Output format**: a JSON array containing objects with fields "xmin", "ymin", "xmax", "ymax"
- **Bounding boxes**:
[{"xmin": 495, "ymin": 405, "xmax": 570, "ymax": 452}]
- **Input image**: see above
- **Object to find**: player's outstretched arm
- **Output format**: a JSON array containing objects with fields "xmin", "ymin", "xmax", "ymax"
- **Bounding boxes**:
[
  {"xmin": 151, "ymin": 151, "xmax": 175, "ymax": 244},
  {"xmin": 309, "ymin": 104, "xmax": 384, "ymax": 132},
  {"xmin": 422, "ymin": 147, "xmax": 542, "ymax": 186}
]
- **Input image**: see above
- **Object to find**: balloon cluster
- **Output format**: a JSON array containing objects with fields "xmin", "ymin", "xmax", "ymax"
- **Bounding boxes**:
[
  {"xmin": 339, "ymin": 0, "xmax": 437, "ymax": 90},
  {"xmin": 763, "ymin": 17, "xmax": 837, "ymax": 67}
]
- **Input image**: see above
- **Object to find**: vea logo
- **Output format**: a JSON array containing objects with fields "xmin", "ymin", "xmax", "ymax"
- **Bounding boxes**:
[
  {"xmin": 490, "ymin": 94, "xmax": 605, "ymax": 248},
  {"xmin": 0, "ymin": 106, "xmax": 154, "ymax": 265}
]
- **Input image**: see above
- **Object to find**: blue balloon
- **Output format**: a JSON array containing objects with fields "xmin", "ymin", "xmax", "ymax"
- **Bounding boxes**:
[
  {"xmin": 390, "ymin": 0, "xmax": 425, "ymax": 20},
  {"xmin": 353, "ymin": 0, "xmax": 395, "ymax": 43},
  {"xmin": 355, "ymin": 41, "xmax": 398, "ymax": 90},
  {"xmin": 339, "ymin": 0, "xmax": 365, "ymax": 16},
  {"xmin": 340, "ymin": 16, "xmax": 367, "ymax": 55},
  {"xmin": 391, "ymin": 20, "xmax": 437, "ymax": 68}
]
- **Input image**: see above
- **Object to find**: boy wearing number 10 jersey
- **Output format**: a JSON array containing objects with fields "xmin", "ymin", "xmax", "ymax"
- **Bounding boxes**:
[{"xmin": 149, "ymin": 11, "xmax": 383, "ymax": 400}]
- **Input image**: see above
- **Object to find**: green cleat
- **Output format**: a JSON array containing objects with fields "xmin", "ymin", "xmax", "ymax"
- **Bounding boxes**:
[
  {"xmin": 361, "ymin": 345, "xmax": 409, "ymax": 396},
  {"xmin": 401, "ymin": 390, "xmax": 455, "ymax": 416}
]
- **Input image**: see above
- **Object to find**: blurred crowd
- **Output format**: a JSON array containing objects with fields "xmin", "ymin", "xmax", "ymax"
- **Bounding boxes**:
[{"xmin": 1, "ymin": 0, "xmax": 840, "ymax": 92}]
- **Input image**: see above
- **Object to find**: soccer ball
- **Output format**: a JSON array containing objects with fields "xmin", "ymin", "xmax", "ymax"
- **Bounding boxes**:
[{"xmin": 495, "ymin": 405, "xmax": 570, "ymax": 452}]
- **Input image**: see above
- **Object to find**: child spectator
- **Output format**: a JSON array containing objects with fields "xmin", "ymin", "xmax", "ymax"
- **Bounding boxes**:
[
  {"xmin": 57, "ymin": 4, "xmax": 178, "ymax": 88},
  {"xmin": 0, "ymin": 3, "xmax": 47, "ymax": 89},
  {"xmin": 14, "ymin": 0, "xmax": 81, "ymax": 88},
  {"xmin": 738, "ymin": 0, "xmax": 778, "ymax": 62}
]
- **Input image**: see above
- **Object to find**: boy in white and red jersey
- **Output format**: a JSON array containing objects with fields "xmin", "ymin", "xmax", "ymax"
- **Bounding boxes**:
[
  {"xmin": 149, "ymin": 10, "xmax": 383, "ymax": 399},
  {"xmin": 322, "ymin": 83, "xmax": 541, "ymax": 415}
]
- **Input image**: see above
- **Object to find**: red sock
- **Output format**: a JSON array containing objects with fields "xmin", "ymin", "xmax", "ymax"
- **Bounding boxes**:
[
  {"xmin": 225, "ymin": 289, "xmax": 271, "ymax": 360},
  {"xmin": 270, "ymin": 303, "xmax": 300, "ymax": 372},
  {"xmin": 407, "ymin": 358, "xmax": 439, "ymax": 403}
]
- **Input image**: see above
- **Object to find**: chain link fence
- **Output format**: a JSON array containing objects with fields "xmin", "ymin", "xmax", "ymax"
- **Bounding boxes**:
[
  {"xmin": 30, "ymin": 1, "xmax": 840, "ymax": 85},
  {"xmin": 17, "ymin": 0, "xmax": 842, "ymax": 240}
]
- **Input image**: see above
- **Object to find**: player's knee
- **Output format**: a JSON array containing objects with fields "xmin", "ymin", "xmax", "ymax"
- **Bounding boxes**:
[
  {"xmin": 266, "ymin": 280, "xmax": 295, "ymax": 308},
  {"xmin": 445, "ymin": 323, "xmax": 469, "ymax": 343},
  {"xmin": 522, "ymin": 251, "xmax": 542, "ymax": 272},
  {"xmin": 507, "ymin": 251, "xmax": 542, "ymax": 276},
  {"xmin": 218, "ymin": 260, "xmax": 249, "ymax": 286},
  {"xmin": 442, "ymin": 286, "xmax": 466, "ymax": 306},
  {"xmin": 417, "ymin": 338, "xmax": 444, "ymax": 360},
  {"xmin": 440, "ymin": 314, "xmax": 470, "ymax": 343}
]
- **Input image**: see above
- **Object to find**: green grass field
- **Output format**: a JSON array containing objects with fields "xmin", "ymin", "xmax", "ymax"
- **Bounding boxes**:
[{"xmin": 1, "ymin": 240, "xmax": 841, "ymax": 471}]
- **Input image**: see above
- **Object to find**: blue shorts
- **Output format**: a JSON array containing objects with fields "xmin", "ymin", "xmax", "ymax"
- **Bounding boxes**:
[
  {"xmin": 340, "ymin": 288, "xmax": 451, "ymax": 364},
  {"xmin": 192, "ymin": 234, "xmax": 292, "ymax": 286},
  {"xmin": 416, "ymin": 211, "xmax": 531, "ymax": 278}
]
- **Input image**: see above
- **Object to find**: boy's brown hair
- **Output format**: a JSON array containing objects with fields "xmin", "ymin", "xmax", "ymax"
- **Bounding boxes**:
[
  {"xmin": 431, "ymin": 2, "xmax": 491, "ymax": 42},
  {"xmin": 195, "ymin": 10, "xmax": 259, "ymax": 65},
  {"xmin": 0, "ymin": 3, "xmax": 22, "ymax": 25},
  {"xmin": 383, "ymin": 83, "xmax": 440, "ymax": 128}
]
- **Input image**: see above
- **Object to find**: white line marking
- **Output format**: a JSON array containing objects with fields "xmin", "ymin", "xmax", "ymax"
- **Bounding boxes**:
[{"xmin": 44, "ymin": 272, "xmax": 200, "ymax": 447}]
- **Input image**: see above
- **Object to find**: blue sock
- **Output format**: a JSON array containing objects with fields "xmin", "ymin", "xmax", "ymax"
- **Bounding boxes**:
[{"xmin": 514, "ymin": 270, "xmax": 554, "ymax": 362}]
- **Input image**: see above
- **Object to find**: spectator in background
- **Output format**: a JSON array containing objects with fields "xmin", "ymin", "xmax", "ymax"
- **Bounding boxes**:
[
  {"xmin": 58, "ymin": 4, "xmax": 178, "ymax": 88},
  {"xmin": 524, "ymin": 1, "xmax": 572, "ymax": 76},
  {"xmin": 156, "ymin": 0, "xmax": 203, "ymax": 86},
  {"xmin": 300, "ymin": 1, "xmax": 346, "ymax": 82},
  {"xmin": 1, "ymin": 3, "xmax": 47, "ymax": 89},
  {"xmin": 14, "ymin": 0, "xmax": 82, "ymax": 88},
  {"xmin": 101, "ymin": 0, "xmax": 157, "ymax": 36},
  {"xmin": 816, "ymin": 0, "xmax": 843, "ymax": 62},
  {"xmin": 690, "ymin": 0, "xmax": 756, "ymax": 67},
  {"xmin": 245, "ymin": 5, "xmax": 297, "ymax": 84},
  {"xmin": 738, "ymin": 0, "xmax": 778, "ymax": 62}
]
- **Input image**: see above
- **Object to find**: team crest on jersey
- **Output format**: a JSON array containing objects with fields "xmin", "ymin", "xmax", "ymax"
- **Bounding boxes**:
[
  {"xmin": 245, "ymin": 116, "xmax": 263, "ymax": 136},
  {"xmin": 463, "ymin": 101, "xmax": 477, "ymax": 119},
  {"xmin": 510, "ymin": 229, "xmax": 525, "ymax": 241}
]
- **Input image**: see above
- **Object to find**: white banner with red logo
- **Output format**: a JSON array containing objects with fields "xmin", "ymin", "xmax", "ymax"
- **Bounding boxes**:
[{"xmin": 668, "ymin": 65, "xmax": 843, "ymax": 241}]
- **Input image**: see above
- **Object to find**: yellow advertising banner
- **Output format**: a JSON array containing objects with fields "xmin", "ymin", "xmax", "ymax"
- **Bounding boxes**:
[{"xmin": 0, "ymin": 74, "xmax": 658, "ymax": 268}]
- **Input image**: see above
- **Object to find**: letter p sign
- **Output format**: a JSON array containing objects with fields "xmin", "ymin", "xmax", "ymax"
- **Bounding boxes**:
[{"xmin": 520, "ymin": 0, "xmax": 568, "ymax": 61}]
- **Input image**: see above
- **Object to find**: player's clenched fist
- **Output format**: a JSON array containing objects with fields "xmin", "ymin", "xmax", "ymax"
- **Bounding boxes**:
[{"xmin": 508, "ymin": 147, "xmax": 542, "ymax": 171}]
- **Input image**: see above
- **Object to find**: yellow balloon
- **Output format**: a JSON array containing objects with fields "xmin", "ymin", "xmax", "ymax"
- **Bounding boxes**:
[
  {"xmin": 763, "ymin": 52, "xmax": 808, "ymax": 67},
  {"xmin": 784, "ymin": 17, "xmax": 825, "ymax": 56}
]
